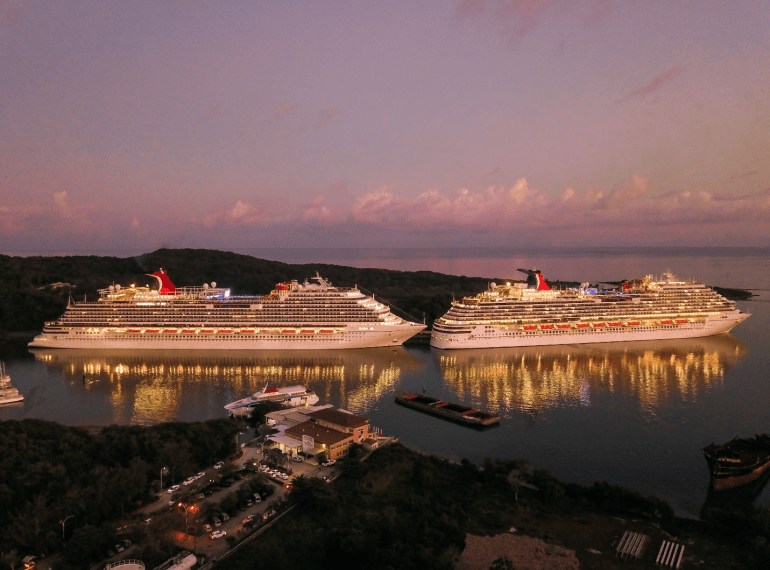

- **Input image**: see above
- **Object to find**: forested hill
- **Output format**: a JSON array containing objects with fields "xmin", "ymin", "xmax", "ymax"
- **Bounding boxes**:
[{"xmin": 0, "ymin": 249, "xmax": 520, "ymax": 334}]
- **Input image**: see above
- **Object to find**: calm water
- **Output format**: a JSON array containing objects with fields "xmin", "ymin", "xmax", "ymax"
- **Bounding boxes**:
[{"xmin": 2, "ymin": 248, "xmax": 769, "ymax": 518}]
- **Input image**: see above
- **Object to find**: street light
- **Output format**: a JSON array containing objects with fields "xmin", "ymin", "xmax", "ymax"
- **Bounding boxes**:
[
  {"xmin": 177, "ymin": 503, "xmax": 197, "ymax": 534},
  {"xmin": 60, "ymin": 514, "xmax": 74, "ymax": 543},
  {"xmin": 160, "ymin": 466, "xmax": 167, "ymax": 491}
]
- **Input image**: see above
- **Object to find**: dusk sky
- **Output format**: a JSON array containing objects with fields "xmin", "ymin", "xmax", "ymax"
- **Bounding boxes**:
[{"xmin": 2, "ymin": 0, "xmax": 769, "ymax": 253}]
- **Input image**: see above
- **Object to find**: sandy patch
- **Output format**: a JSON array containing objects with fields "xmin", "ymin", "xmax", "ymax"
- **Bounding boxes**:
[{"xmin": 457, "ymin": 532, "xmax": 580, "ymax": 570}]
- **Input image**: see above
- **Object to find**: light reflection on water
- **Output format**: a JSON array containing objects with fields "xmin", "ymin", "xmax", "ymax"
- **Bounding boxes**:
[
  {"xmin": 435, "ymin": 335, "xmax": 746, "ymax": 417},
  {"xmin": 27, "ymin": 348, "xmax": 423, "ymax": 424}
]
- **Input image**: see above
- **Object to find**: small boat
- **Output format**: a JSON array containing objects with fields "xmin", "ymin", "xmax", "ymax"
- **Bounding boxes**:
[
  {"xmin": 224, "ymin": 385, "xmax": 320, "ymax": 417},
  {"xmin": 703, "ymin": 435, "xmax": 770, "ymax": 491},
  {"xmin": 0, "ymin": 363, "xmax": 24, "ymax": 405},
  {"xmin": 394, "ymin": 391, "xmax": 500, "ymax": 428}
]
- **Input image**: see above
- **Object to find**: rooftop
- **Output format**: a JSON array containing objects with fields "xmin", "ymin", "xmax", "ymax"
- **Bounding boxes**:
[
  {"xmin": 310, "ymin": 407, "xmax": 368, "ymax": 429},
  {"xmin": 286, "ymin": 421, "xmax": 352, "ymax": 446}
]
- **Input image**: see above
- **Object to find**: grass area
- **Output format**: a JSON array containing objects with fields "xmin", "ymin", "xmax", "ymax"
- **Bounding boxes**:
[{"xmin": 218, "ymin": 443, "xmax": 769, "ymax": 570}]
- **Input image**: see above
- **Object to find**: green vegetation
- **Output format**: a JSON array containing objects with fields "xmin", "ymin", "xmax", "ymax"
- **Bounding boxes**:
[{"xmin": 0, "ymin": 418, "xmax": 239, "ymax": 560}]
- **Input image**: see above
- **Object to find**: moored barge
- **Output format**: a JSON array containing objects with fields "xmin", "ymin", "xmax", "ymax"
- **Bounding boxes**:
[{"xmin": 394, "ymin": 390, "xmax": 500, "ymax": 427}]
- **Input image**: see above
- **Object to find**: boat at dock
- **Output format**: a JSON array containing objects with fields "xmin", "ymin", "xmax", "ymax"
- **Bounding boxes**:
[
  {"xmin": 394, "ymin": 390, "xmax": 499, "ymax": 427},
  {"xmin": 703, "ymin": 435, "xmax": 770, "ymax": 491},
  {"xmin": 0, "ymin": 363, "xmax": 24, "ymax": 405},
  {"xmin": 225, "ymin": 385, "xmax": 319, "ymax": 417}
]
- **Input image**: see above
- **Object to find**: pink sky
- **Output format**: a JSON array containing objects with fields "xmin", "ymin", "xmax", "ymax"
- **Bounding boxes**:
[{"xmin": 1, "ymin": 0, "xmax": 769, "ymax": 252}]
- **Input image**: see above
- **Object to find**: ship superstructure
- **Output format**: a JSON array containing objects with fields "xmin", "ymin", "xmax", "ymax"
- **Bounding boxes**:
[
  {"xmin": 29, "ymin": 270, "xmax": 425, "ymax": 350},
  {"xmin": 430, "ymin": 269, "xmax": 749, "ymax": 349}
]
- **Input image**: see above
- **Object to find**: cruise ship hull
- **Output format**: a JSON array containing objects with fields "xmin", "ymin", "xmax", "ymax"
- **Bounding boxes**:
[
  {"xmin": 430, "ymin": 313, "xmax": 747, "ymax": 350},
  {"xmin": 29, "ymin": 325, "xmax": 423, "ymax": 350}
]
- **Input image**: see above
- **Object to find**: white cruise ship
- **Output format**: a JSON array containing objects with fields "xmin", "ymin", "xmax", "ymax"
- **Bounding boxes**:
[
  {"xmin": 430, "ymin": 269, "xmax": 749, "ymax": 350},
  {"xmin": 29, "ymin": 269, "xmax": 425, "ymax": 350},
  {"xmin": 225, "ymin": 385, "xmax": 320, "ymax": 417}
]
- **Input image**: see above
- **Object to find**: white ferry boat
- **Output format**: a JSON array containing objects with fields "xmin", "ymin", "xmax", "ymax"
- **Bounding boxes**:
[
  {"xmin": 28, "ymin": 269, "xmax": 425, "ymax": 350},
  {"xmin": 225, "ymin": 385, "xmax": 320, "ymax": 417},
  {"xmin": 0, "ymin": 363, "xmax": 24, "ymax": 405},
  {"xmin": 430, "ymin": 269, "xmax": 749, "ymax": 350}
]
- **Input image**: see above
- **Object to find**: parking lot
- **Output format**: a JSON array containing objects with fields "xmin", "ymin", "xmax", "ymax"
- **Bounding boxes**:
[{"xmin": 123, "ymin": 439, "xmax": 340, "ymax": 562}]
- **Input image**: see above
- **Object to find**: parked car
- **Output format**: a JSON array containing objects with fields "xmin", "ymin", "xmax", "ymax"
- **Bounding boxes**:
[
  {"xmin": 253, "ymin": 493, "xmax": 261, "ymax": 503},
  {"xmin": 242, "ymin": 514, "xmax": 256, "ymax": 525},
  {"xmin": 167, "ymin": 484, "xmax": 180, "ymax": 494},
  {"xmin": 322, "ymin": 460, "xmax": 336, "ymax": 466},
  {"xmin": 245, "ymin": 499, "xmax": 253, "ymax": 507},
  {"xmin": 221, "ymin": 513, "xmax": 230, "ymax": 521},
  {"xmin": 121, "ymin": 539, "xmax": 132, "ymax": 548},
  {"xmin": 210, "ymin": 530, "xmax": 226, "ymax": 539},
  {"xmin": 280, "ymin": 472, "xmax": 289, "ymax": 480},
  {"xmin": 114, "ymin": 544, "xmax": 124, "ymax": 553},
  {"xmin": 203, "ymin": 524, "xmax": 212, "ymax": 532},
  {"xmin": 214, "ymin": 461, "xmax": 224, "ymax": 469},
  {"xmin": 183, "ymin": 477, "xmax": 195, "ymax": 486},
  {"xmin": 213, "ymin": 517, "xmax": 221, "ymax": 527},
  {"xmin": 285, "ymin": 483, "xmax": 293, "ymax": 490},
  {"xmin": 196, "ymin": 493, "xmax": 205, "ymax": 499},
  {"xmin": 292, "ymin": 456, "xmax": 303, "ymax": 463}
]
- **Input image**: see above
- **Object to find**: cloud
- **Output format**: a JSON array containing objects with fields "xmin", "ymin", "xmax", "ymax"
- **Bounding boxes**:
[
  {"xmin": 203, "ymin": 200, "xmax": 269, "ymax": 227},
  {"xmin": 301, "ymin": 195, "xmax": 338, "ymax": 224},
  {"xmin": 593, "ymin": 174, "xmax": 648, "ymax": 209},
  {"xmin": 54, "ymin": 191, "xmax": 73, "ymax": 217},
  {"xmin": 730, "ymin": 170, "xmax": 758, "ymax": 180},
  {"xmin": 316, "ymin": 105, "xmax": 340, "ymax": 129},
  {"xmin": 619, "ymin": 65, "xmax": 684, "ymax": 103}
]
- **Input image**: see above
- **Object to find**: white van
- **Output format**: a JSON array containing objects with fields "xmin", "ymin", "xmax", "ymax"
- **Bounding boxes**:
[{"xmin": 253, "ymin": 493, "xmax": 261, "ymax": 503}]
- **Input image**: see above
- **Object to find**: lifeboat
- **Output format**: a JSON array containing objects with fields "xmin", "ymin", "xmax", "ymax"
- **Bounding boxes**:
[
  {"xmin": 282, "ymin": 329, "xmax": 296, "ymax": 334},
  {"xmin": 676, "ymin": 319, "xmax": 689, "ymax": 324},
  {"xmin": 319, "ymin": 329, "xmax": 334, "ymax": 334},
  {"xmin": 217, "ymin": 329, "xmax": 233, "ymax": 334},
  {"xmin": 300, "ymin": 329, "xmax": 315, "ymax": 334},
  {"xmin": 240, "ymin": 329, "xmax": 255, "ymax": 334},
  {"xmin": 163, "ymin": 329, "xmax": 178, "ymax": 334},
  {"xmin": 608, "ymin": 322, "xmax": 621, "ymax": 327},
  {"xmin": 576, "ymin": 323, "xmax": 590, "ymax": 329},
  {"xmin": 181, "ymin": 329, "xmax": 196, "ymax": 334},
  {"xmin": 200, "ymin": 329, "xmax": 214, "ymax": 334},
  {"xmin": 661, "ymin": 320, "xmax": 674, "ymax": 325},
  {"xmin": 556, "ymin": 324, "xmax": 571, "ymax": 329},
  {"xmin": 626, "ymin": 321, "xmax": 640, "ymax": 326},
  {"xmin": 522, "ymin": 325, "xmax": 537, "ymax": 331},
  {"xmin": 145, "ymin": 329, "xmax": 159, "ymax": 333},
  {"xmin": 540, "ymin": 324, "xmax": 554, "ymax": 330},
  {"xmin": 127, "ymin": 329, "xmax": 141, "ymax": 333},
  {"xmin": 592, "ymin": 323, "xmax": 606, "ymax": 328}
]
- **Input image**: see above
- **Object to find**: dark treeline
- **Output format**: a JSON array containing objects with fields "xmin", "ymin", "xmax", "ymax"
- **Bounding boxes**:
[
  {"xmin": 0, "ymin": 418, "xmax": 240, "ymax": 559},
  {"xmin": 222, "ymin": 443, "xmax": 770, "ymax": 570},
  {"xmin": 0, "ymin": 249, "xmax": 582, "ymax": 334}
]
